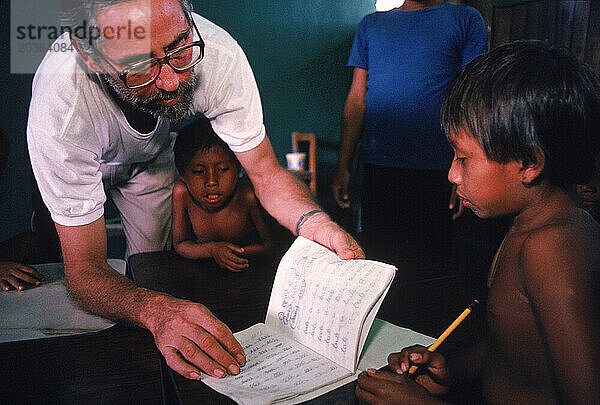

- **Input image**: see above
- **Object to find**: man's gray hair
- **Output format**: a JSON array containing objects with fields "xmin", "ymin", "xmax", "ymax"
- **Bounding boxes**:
[{"xmin": 59, "ymin": 0, "xmax": 192, "ymax": 57}]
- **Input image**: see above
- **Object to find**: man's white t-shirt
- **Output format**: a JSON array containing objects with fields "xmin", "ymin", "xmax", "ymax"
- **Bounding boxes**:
[{"xmin": 27, "ymin": 13, "xmax": 266, "ymax": 227}]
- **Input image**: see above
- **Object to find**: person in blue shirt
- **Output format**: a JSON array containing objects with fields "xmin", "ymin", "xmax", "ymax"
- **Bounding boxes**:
[{"xmin": 332, "ymin": 0, "xmax": 487, "ymax": 267}]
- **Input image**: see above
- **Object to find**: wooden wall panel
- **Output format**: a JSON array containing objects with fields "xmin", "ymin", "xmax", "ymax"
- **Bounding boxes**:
[
  {"xmin": 509, "ymin": 4, "xmax": 529, "ymax": 40},
  {"xmin": 493, "ymin": 6, "xmax": 513, "ymax": 45},
  {"xmin": 559, "ymin": 1, "xmax": 590, "ymax": 59},
  {"xmin": 524, "ymin": 1, "xmax": 545, "ymax": 40},
  {"xmin": 584, "ymin": 1, "xmax": 600, "ymax": 72},
  {"xmin": 464, "ymin": 0, "xmax": 599, "ymax": 72}
]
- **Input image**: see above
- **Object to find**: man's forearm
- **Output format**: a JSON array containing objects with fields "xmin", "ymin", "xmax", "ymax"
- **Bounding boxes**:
[
  {"xmin": 237, "ymin": 136, "xmax": 364, "ymax": 259},
  {"xmin": 251, "ymin": 165, "xmax": 321, "ymax": 234},
  {"xmin": 64, "ymin": 260, "xmax": 165, "ymax": 330},
  {"xmin": 236, "ymin": 138, "xmax": 322, "ymax": 235},
  {"xmin": 63, "ymin": 257, "xmax": 248, "ymax": 380}
]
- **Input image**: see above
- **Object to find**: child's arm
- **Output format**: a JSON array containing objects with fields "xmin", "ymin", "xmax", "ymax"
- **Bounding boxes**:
[
  {"xmin": 520, "ymin": 225, "xmax": 600, "ymax": 403},
  {"xmin": 172, "ymin": 182, "xmax": 249, "ymax": 271},
  {"xmin": 172, "ymin": 181, "xmax": 207, "ymax": 259},
  {"xmin": 0, "ymin": 261, "xmax": 45, "ymax": 291},
  {"xmin": 356, "ymin": 368, "xmax": 449, "ymax": 405},
  {"xmin": 239, "ymin": 186, "xmax": 274, "ymax": 256}
]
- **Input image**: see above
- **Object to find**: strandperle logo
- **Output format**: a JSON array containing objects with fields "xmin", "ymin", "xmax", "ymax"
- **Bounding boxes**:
[
  {"xmin": 15, "ymin": 19, "xmax": 147, "ymax": 45},
  {"xmin": 10, "ymin": 0, "xmax": 151, "ymax": 74}
]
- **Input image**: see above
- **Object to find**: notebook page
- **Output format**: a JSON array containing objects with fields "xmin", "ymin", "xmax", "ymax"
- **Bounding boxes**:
[
  {"xmin": 265, "ymin": 237, "xmax": 396, "ymax": 371},
  {"xmin": 200, "ymin": 323, "xmax": 351, "ymax": 405}
]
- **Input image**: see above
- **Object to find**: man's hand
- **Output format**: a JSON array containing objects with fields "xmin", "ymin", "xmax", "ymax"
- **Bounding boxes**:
[
  {"xmin": 356, "ymin": 369, "xmax": 447, "ymax": 405},
  {"xmin": 209, "ymin": 242, "xmax": 249, "ymax": 272},
  {"xmin": 298, "ymin": 212, "xmax": 365, "ymax": 259},
  {"xmin": 144, "ymin": 294, "xmax": 246, "ymax": 380},
  {"xmin": 332, "ymin": 169, "xmax": 351, "ymax": 209},
  {"xmin": 56, "ymin": 218, "xmax": 245, "ymax": 380},
  {"xmin": 0, "ymin": 262, "xmax": 45, "ymax": 291}
]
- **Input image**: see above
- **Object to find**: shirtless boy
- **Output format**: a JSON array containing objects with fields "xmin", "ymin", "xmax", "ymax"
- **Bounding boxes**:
[
  {"xmin": 356, "ymin": 40, "xmax": 600, "ymax": 404},
  {"xmin": 172, "ymin": 117, "xmax": 274, "ymax": 271}
]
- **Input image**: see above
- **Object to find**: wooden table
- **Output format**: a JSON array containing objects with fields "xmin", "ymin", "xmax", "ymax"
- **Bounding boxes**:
[
  {"xmin": 0, "ymin": 323, "xmax": 164, "ymax": 404},
  {"xmin": 129, "ymin": 250, "xmax": 364, "ymax": 404},
  {"xmin": 0, "ymin": 242, "xmax": 481, "ymax": 405},
  {"xmin": 128, "ymin": 246, "xmax": 484, "ymax": 404}
]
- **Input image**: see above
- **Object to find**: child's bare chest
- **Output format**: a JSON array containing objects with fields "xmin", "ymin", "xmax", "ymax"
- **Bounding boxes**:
[
  {"xmin": 188, "ymin": 201, "xmax": 255, "ymax": 244},
  {"xmin": 484, "ymin": 235, "xmax": 553, "ymax": 392}
]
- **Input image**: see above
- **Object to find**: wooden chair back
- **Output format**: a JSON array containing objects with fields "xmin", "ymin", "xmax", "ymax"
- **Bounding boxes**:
[{"xmin": 291, "ymin": 132, "xmax": 317, "ymax": 197}]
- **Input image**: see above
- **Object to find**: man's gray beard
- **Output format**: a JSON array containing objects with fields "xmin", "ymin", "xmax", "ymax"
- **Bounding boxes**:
[{"xmin": 103, "ymin": 73, "xmax": 197, "ymax": 122}]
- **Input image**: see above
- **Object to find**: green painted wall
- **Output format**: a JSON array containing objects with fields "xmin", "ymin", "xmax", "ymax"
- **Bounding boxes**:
[
  {"xmin": 0, "ymin": 0, "xmax": 36, "ymax": 242},
  {"xmin": 192, "ymin": 1, "xmax": 374, "ymax": 208},
  {"xmin": 0, "ymin": 0, "xmax": 375, "ymax": 241}
]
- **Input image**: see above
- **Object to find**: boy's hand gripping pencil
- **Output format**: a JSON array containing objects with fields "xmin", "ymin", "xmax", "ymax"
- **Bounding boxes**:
[{"xmin": 408, "ymin": 299, "xmax": 479, "ymax": 375}]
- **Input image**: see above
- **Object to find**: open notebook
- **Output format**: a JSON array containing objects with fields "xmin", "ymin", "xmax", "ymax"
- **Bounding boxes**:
[{"xmin": 201, "ymin": 237, "xmax": 434, "ymax": 404}]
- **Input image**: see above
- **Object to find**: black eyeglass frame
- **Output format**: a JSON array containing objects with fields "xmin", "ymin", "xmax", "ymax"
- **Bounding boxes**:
[{"xmin": 92, "ymin": 12, "xmax": 205, "ymax": 89}]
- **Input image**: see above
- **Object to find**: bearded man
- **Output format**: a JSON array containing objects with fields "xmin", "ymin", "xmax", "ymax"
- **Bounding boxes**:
[{"xmin": 27, "ymin": 0, "xmax": 363, "ymax": 380}]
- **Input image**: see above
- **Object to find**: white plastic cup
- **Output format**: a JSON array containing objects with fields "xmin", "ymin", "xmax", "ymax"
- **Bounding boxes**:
[{"xmin": 286, "ymin": 152, "xmax": 307, "ymax": 171}]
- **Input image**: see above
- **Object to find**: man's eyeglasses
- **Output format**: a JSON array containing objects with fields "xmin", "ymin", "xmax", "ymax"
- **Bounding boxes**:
[{"xmin": 93, "ymin": 14, "xmax": 205, "ymax": 89}]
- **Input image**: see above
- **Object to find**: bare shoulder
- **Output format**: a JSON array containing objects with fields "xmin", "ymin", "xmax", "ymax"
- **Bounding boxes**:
[
  {"xmin": 172, "ymin": 180, "xmax": 189, "ymax": 200},
  {"xmin": 519, "ymin": 209, "xmax": 600, "ymax": 286},
  {"xmin": 522, "ymin": 209, "xmax": 600, "ymax": 255},
  {"xmin": 238, "ymin": 181, "xmax": 259, "ymax": 207}
]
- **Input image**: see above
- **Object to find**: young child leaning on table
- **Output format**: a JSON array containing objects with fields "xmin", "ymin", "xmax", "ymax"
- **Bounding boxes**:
[
  {"xmin": 356, "ymin": 40, "xmax": 600, "ymax": 404},
  {"xmin": 172, "ymin": 116, "xmax": 274, "ymax": 271}
]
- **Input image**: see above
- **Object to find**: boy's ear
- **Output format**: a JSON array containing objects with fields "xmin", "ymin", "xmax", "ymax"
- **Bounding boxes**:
[
  {"xmin": 70, "ymin": 36, "xmax": 103, "ymax": 72},
  {"xmin": 520, "ymin": 146, "xmax": 546, "ymax": 186}
]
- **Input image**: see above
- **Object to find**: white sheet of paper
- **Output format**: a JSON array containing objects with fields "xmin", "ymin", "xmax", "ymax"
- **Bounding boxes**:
[{"xmin": 0, "ymin": 259, "xmax": 125, "ymax": 343}]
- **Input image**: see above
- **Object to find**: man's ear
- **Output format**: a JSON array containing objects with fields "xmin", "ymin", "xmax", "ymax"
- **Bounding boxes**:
[
  {"xmin": 520, "ymin": 146, "xmax": 546, "ymax": 186},
  {"xmin": 70, "ymin": 36, "xmax": 102, "ymax": 72}
]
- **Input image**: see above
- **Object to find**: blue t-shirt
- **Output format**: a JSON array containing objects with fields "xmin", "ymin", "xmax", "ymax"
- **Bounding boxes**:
[{"xmin": 348, "ymin": 2, "xmax": 487, "ymax": 169}]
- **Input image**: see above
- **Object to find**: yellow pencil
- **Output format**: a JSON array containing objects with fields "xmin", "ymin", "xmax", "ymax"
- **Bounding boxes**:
[{"xmin": 408, "ymin": 299, "xmax": 479, "ymax": 375}]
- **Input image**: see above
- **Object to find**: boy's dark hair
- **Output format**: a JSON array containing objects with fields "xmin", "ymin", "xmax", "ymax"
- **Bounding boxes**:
[
  {"xmin": 441, "ymin": 40, "xmax": 600, "ymax": 185},
  {"xmin": 174, "ymin": 116, "xmax": 239, "ymax": 175}
]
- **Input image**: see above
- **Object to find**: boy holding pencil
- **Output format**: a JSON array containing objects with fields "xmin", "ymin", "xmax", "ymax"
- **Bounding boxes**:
[{"xmin": 356, "ymin": 40, "xmax": 600, "ymax": 404}]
